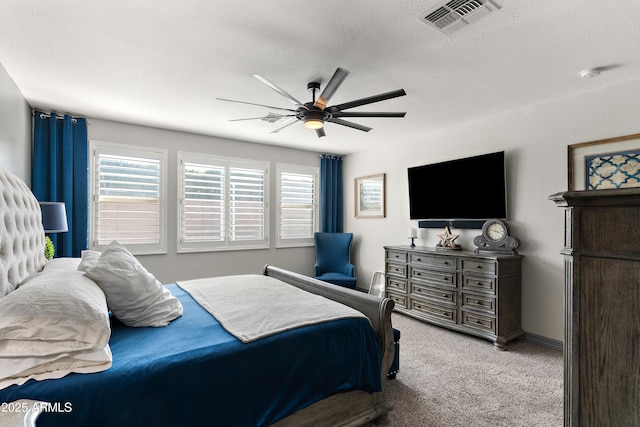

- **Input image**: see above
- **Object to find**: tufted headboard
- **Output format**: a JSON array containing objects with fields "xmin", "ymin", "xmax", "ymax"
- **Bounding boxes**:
[{"xmin": 0, "ymin": 167, "xmax": 46, "ymax": 297}]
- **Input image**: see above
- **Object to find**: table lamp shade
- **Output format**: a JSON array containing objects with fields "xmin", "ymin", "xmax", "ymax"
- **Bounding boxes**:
[{"xmin": 39, "ymin": 202, "xmax": 68, "ymax": 233}]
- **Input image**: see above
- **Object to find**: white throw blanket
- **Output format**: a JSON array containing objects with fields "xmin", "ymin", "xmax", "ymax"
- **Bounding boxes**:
[{"xmin": 177, "ymin": 274, "xmax": 366, "ymax": 343}]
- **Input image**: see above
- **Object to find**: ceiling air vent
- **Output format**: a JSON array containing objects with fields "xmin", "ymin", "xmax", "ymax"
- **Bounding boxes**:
[{"xmin": 420, "ymin": 0, "xmax": 501, "ymax": 35}]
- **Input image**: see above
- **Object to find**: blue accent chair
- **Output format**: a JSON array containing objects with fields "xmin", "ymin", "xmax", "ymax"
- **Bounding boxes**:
[{"xmin": 313, "ymin": 232, "xmax": 357, "ymax": 288}]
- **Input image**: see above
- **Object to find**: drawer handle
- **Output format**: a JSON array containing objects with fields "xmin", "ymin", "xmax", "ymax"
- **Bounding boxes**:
[
  {"xmin": 416, "ymin": 258, "xmax": 422, "ymax": 262},
  {"xmin": 416, "ymin": 272, "xmax": 421, "ymax": 276},
  {"xmin": 476, "ymin": 300, "xmax": 481, "ymax": 304},
  {"xmin": 443, "ymin": 312, "xmax": 448, "ymax": 316},
  {"xmin": 442, "ymin": 276, "xmax": 448, "ymax": 280},
  {"xmin": 476, "ymin": 265, "xmax": 482, "ymax": 269},
  {"xmin": 476, "ymin": 281, "xmax": 482, "ymax": 285},
  {"xmin": 476, "ymin": 319, "xmax": 482, "ymax": 324},
  {"xmin": 442, "ymin": 261, "xmax": 449, "ymax": 265},
  {"xmin": 442, "ymin": 294, "xmax": 448, "ymax": 298}
]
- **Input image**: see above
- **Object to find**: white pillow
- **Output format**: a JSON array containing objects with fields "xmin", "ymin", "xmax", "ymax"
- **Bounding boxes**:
[
  {"xmin": 0, "ymin": 346, "xmax": 113, "ymax": 390},
  {"xmin": 0, "ymin": 270, "xmax": 112, "ymax": 390},
  {"xmin": 84, "ymin": 241, "xmax": 183, "ymax": 327},
  {"xmin": 77, "ymin": 250, "xmax": 101, "ymax": 272},
  {"xmin": 41, "ymin": 257, "xmax": 82, "ymax": 272}
]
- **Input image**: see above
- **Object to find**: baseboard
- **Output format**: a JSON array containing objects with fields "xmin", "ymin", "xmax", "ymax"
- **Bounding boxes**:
[{"xmin": 523, "ymin": 332, "xmax": 563, "ymax": 352}]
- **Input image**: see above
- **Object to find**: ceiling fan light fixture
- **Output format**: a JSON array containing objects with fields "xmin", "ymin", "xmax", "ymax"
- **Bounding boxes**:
[
  {"xmin": 304, "ymin": 109, "xmax": 324, "ymax": 129},
  {"xmin": 304, "ymin": 119, "xmax": 324, "ymax": 130}
]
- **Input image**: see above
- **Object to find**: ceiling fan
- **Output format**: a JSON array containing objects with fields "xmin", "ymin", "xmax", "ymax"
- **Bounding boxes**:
[{"xmin": 216, "ymin": 68, "xmax": 406, "ymax": 138}]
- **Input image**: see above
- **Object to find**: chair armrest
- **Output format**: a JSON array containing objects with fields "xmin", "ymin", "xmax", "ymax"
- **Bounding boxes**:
[
  {"xmin": 344, "ymin": 263, "xmax": 355, "ymax": 277},
  {"xmin": 314, "ymin": 263, "xmax": 321, "ymax": 276}
]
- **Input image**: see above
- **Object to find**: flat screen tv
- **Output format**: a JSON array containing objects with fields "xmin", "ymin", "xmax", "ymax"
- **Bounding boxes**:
[{"xmin": 408, "ymin": 151, "xmax": 506, "ymax": 220}]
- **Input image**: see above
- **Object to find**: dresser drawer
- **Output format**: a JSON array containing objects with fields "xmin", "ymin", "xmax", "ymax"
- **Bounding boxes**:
[
  {"xmin": 386, "ymin": 290, "xmax": 407, "ymax": 309},
  {"xmin": 461, "ymin": 310, "xmax": 496, "ymax": 333},
  {"xmin": 386, "ymin": 249, "xmax": 408, "ymax": 263},
  {"xmin": 460, "ymin": 258, "xmax": 497, "ymax": 275},
  {"xmin": 386, "ymin": 276, "xmax": 407, "ymax": 293},
  {"xmin": 461, "ymin": 292, "xmax": 496, "ymax": 315},
  {"xmin": 460, "ymin": 274, "xmax": 496, "ymax": 295},
  {"xmin": 410, "ymin": 266, "xmax": 456, "ymax": 288},
  {"xmin": 386, "ymin": 263, "xmax": 407, "ymax": 278},
  {"xmin": 412, "ymin": 282, "xmax": 456, "ymax": 305},
  {"xmin": 410, "ymin": 253, "xmax": 456, "ymax": 271},
  {"xmin": 410, "ymin": 298, "xmax": 456, "ymax": 324}
]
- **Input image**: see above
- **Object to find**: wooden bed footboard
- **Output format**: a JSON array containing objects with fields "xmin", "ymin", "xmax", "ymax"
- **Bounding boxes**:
[{"xmin": 263, "ymin": 265, "xmax": 395, "ymax": 426}]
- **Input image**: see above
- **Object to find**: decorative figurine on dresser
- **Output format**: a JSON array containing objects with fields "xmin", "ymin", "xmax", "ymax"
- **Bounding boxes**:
[
  {"xmin": 435, "ymin": 226, "xmax": 462, "ymax": 250},
  {"xmin": 550, "ymin": 188, "xmax": 640, "ymax": 426},
  {"xmin": 384, "ymin": 227, "xmax": 523, "ymax": 349}
]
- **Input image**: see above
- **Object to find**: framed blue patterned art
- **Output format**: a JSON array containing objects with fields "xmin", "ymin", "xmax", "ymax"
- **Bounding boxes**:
[
  {"xmin": 585, "ymin": 150, "xmax": 640, "ymax": 190},
  {"xmin": 568, "ymin": 133, "xmax": 640, "ymax": 191}
]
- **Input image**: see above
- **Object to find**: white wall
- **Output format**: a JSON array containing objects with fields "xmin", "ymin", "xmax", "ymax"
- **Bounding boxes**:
[
  {"xmin": 344, "ymin": 78, "xmax": 640, "ymax": 342},
  {"xmin": 5, "ymin": 53, "xmax": 639, "ymax": 342},
  {"xmin": 89, "ymin": 119, "xmax": 322, "ymax": 284},
  {"xmin": 0, "ymin": 62, "xmax": 31, "ymax": 181}
]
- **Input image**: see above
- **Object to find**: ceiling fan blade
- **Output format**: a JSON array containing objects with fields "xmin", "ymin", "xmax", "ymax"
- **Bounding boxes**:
[
  {"xmin": 229, "ymin": 114, "xmax": 296, "ymax": 122},
  {"xmin": 270, "ymin": 118, "xmax": 299, "ymax": 134},
  {"xmin": 253, "ymin": 74, "xmax": 305, "ymax": 107},
  {"xmin": 314, "ymin": 68, "xmax": 350, "ymax": 110},
  {"xmin": 331, "ymin": 111, "xmax": 406, "ymax": 118},
  {"xmin": 216, "ymin": 98, "xmax": 296, "ymax": 113},
  {"xmin": 315, "ymin": 128, "xmax": 326, "ymax": 138},
  {"xmin": 331, "ymin": 89, "xmax": 407, "ymax": 111},
  {"xmin": 327, "ymin": 118, "xmax": 372, "ymax": 132}
]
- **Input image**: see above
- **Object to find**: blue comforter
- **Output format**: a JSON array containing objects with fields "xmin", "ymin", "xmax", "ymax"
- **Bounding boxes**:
[{"xmin": 0, "ymin": 284, "xmax": 382, "ymax": 427}]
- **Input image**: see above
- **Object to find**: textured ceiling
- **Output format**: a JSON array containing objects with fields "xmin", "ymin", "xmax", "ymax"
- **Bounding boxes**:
[{"xmin": 0, "ymin": 0, "xmax": 639, "ymax": 154}]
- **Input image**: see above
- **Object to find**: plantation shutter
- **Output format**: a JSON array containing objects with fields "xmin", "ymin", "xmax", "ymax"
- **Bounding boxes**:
[
  {"xmin": 93, "ymin": 148, "xmax": 166, "ymax": 253},
  {"xmin": 279, "ymin": 171, "xmax": 316, "ymax": 240},
  {"xmin": 178, "ymin": 153, "xmax": 269, "ymax": 252},
  {"xmin": 182, "ymin": 162, "xmax": 225, "ymax": 243},
  {"xmin": 229, "ymin": 165, "xmax": 266, "ymax": 242}
]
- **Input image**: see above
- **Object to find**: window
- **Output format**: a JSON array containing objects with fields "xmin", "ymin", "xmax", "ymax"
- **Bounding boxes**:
[
  {"xmin": 178, "ymin": 152, "xmax": 269, "ymax": 252},
  {"xmin": 276, "ymin": 163, "xmax": 319, "ymax": 247},
  {"xmin": 89, "ymin": 141, "xmax": 167, "ymax": 254}
]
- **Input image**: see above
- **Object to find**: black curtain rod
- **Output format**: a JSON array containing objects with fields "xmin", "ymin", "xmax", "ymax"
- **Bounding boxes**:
[{"xmin": 34, "ymin": 112, "xmax": 78, "ymax": 123}]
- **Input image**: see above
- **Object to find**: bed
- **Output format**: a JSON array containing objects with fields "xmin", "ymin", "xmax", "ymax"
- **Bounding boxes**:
[{"xmin": 0, "ymin": 166, "xmax": 395, "ymax": 427}]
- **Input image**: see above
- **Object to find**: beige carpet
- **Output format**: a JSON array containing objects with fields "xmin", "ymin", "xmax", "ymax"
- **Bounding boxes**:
[{"xmin": 368, "ymin": 313, "xmax": 563, "ymax": 427}]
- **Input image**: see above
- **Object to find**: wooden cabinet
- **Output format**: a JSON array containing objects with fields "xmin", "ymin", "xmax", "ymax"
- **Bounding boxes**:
[
  {"xmin": 550, "ymin": 188, "xmax": 640, "ymax": 426},
  {"xmin": 384, "ymin": 245, "xmax": 523, "ymax": 349}
]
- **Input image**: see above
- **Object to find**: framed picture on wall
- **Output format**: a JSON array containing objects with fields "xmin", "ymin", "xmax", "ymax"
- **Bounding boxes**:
[
  {"xmin": 354, "ymin": 173, "xmax": 385, "ymax": 218},
  {"xmin": 568, "ymin": 132, "xmax": 640, "ymax": 191}
]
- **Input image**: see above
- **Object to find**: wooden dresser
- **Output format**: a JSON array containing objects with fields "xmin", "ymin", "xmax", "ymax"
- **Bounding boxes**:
[
  {"xmin": 550, "ymin": 188, "xmax": 640, "ymax": 426},
  {"xmin": 384, "ymin": 245, "xmax": 523, "ymax": 349}
]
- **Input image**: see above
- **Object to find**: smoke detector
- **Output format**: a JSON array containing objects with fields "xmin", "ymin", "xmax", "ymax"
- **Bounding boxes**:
[
  {"xmin": 420, "ymin": 0, "xmax": 501, "ymax": 35},
  {"xmin": 580, "ymin": 68, "xmax": 602, "ymax": 79}
]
